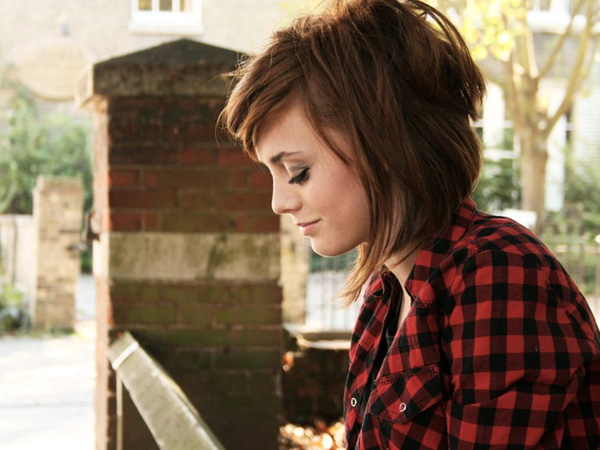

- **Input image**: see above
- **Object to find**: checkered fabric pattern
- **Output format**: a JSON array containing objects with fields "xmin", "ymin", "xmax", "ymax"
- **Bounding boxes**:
[{"xmin": 344, "ymin": 198, "xmax": 600, "ymax": 449}]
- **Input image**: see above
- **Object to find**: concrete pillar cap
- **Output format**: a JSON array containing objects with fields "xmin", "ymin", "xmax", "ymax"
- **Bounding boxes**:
[{"xmin": 77, "ymin": 39, "xmax": 243, "ymax": 108}]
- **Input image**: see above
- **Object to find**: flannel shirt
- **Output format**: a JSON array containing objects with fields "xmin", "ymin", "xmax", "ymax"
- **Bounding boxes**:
[{"xmin": 344, "ymin": 198, "xmax": 600, "ymax": 449}]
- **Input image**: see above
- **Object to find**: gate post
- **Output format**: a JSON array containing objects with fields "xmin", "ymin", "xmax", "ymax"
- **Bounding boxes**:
[
  {"xmin": 31, "ymin": 176, "xmax": 83, "ymax": 331},
  {"xmin": 78, "ymin": 39, "xmax": 282, "ymax": 450}
]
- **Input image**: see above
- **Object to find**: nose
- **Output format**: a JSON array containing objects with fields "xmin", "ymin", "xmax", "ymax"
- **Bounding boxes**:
[{"xmin": 271, "ymin": 179, "xmax": 301, "ymax": 215}]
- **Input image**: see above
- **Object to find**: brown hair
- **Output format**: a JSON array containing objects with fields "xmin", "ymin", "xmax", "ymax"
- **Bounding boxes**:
[{"xmin": 220, "ymin": 0, "xmax": 486, "ymax": 303}]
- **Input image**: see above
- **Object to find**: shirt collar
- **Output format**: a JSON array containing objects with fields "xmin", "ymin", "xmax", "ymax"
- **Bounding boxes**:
[{"xmin": 405, "ymin": 198, "xmax": 477, "ymax": 298}]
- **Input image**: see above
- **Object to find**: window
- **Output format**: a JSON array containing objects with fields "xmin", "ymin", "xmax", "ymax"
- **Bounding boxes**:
[
  {"xmin": 130, "ymin": 0, "xmax": 203, "ymax": 35},
  {"xmin": 532, "ymin": 0, "xmax": 572, "ymax": 13},
  {"xmin": 532, "ymin": 0, "xmax": 552, "ymax": 11}
]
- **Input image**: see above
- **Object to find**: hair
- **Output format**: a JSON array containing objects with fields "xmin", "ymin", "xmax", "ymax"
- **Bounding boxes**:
[{"xmin": 220, "ymin": 0, "xmax": 486, "ymax": 303}]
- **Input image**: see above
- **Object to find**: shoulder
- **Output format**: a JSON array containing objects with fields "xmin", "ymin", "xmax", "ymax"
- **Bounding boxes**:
[
  {"xmin": 425, "ymin": 209, "xmax": 577, "ymax": 307},
  {"xmin": 447, "ymin": 210, "xmax": 559, "ymax": 274},
  {"xmin": 440, "ymin": 210, "xmax": 590, "ymax": 320}
]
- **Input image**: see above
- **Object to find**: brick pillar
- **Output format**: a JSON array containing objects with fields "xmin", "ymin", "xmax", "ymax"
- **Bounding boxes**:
[
  {"xmin": 31, "ymin": 176, "xmax": 84, "ymax": 331},
  {"xmin": 77, "ymin": 39, "xmax": 282, "ymax": 450}
]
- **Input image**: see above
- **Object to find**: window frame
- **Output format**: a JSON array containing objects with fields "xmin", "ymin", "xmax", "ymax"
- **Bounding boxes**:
[{"xmin": 129, "ymin": 0, "xmax": 203, "ymax": 35}]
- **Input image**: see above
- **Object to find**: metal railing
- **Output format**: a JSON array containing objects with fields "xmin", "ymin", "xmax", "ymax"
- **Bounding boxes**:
[{"xmin": 108, "ymin": 331, "xmax": 226, "ymax": 450}]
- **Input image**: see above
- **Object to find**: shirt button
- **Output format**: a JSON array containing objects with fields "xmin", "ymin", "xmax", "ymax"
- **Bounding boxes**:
[
  {"xmin": 351, "ymin": 397, "xmax": 358, "ymax": 407},
  {"xmin": 399, "ymin": 402, "xmax": 407, "ymax": 412}
]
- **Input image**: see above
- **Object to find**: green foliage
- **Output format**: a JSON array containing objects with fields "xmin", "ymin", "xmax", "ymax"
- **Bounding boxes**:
[
  {"xmin": 472, "ymin": 126, "xmax": 520, "ymax": 212},
  {"xmin": 0, "ymin": 278, "xmax": 29, "ymax": 334},
  {"xmin": 309, "ymin": 249, "xmax": 357, "ymax": 273},
  {"xmin": 0, "ymin": 81, "xmax": 93, "ymax": 215},
  {"xmin": 563, "ymin": 155, "xmax": 600, "ymax": 235},
  {"xmin": 472, "ymin": 156, "xmax": 520, "ymax": 212},
  {"xmin": 544, "ymin": 150, "xmax": 600, "ymax": 296}
]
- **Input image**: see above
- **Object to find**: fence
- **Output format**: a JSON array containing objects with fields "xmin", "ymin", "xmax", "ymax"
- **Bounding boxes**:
[
  {"xmin": 290, "ymin": 237, "xmax": 600, "ymax": 333},
  {"xmin": 548, "ymin": 240, "xmax": 600, "ymax": 315}
]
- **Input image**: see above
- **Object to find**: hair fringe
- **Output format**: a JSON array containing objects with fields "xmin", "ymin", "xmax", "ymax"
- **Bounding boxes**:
[{"xmin": 220, "ymin": 0, "xmax": 486, "ymax": 305}]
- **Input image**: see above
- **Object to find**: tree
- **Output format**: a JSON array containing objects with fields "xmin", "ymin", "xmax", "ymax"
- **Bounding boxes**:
[
  {"xmin": 280, "ymin": 0, "xmax": 599, "ymax": 232},
  {"xmin": 0, "ymin": 78, "xmax": 93, "ymax": 215},
  {"xmin": 434, "ymin": 0, "xmax": 600, "ymax": 232}
]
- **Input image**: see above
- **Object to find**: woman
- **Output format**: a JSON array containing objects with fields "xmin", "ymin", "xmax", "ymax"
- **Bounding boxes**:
[{"xmin": 220, "ymin": 0, "xmax": 600, "ymax": 447}]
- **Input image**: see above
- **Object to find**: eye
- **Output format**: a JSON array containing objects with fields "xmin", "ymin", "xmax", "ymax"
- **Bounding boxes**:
[{"xmin": 288, "ymin": 167, "xmax": 309, "ymax": 185}]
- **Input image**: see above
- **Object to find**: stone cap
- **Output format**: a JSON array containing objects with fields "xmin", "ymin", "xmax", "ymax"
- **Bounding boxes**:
[
  {"xmin": 34, "ymin": 176, "xmax": 83, "ymax": 192},
  {"xmin": 76, "ymin": 39, "xmax": 244, "ymax": 107}
]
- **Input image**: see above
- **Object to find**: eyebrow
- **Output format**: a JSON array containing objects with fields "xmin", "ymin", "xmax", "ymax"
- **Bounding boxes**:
[{"xmin": 269, "ymin": 151, "xmax": 299, "ymax": 165}]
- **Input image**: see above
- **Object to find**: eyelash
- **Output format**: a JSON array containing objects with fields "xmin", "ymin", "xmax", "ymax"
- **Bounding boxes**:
[{"xmin": 288, "ymin": 168, "xmax": 310, "ymax": 185}]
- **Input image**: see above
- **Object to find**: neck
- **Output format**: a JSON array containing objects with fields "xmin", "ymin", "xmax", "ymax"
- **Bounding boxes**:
[{"xmin": 385, "ymin": 247, "xmax": 420, "ymax": 287}]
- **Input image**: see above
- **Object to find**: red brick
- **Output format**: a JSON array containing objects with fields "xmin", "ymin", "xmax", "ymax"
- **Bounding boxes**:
[
  {"xmin": 227, "ymin": 285, "xmax": 283, "ymax": 305},
  {"xmin": 214, "ymin": 192, "xmax": 272, "ymax": 211},
  {"xmin": 229, "ymin": 329, "xmax": 283, "ymax": 347},
  {"xmin": 109, "ymin": 190, "xmax": 176, "ymax": 209},
  {"xmin": 109, "ymin": 144, "xmax": 178, "ymax": 165},
  {"xmin": 217, "ymin": 148, "xmax": 254, "ymax": 167},
  {"xmin": 159, "ymin": 169, "xmax": 228, "ymax": 189},
  {"xmin": 162, "ymin": 213, "xmax": 234, "ymax": 233},
  {"xmin": 111, "ymin": 283, "xmax": 161, "ymax": 304},
  {"xmin": 178, "ymin": 191, "xmax": 214, "ymax": 210},
  {"xmin": 214, "ymin": 349, "xmax": 281, "ymax": 371},
  {"xmin": 234, "ymin": 215, "xmax": 279, "ymax": 233},
  {"xmin": 231, "ymin": 171, "xmax": 249, "ymax": 189},
  {"xmin": 181, "ymin": 123, "xmax": 216, "ymax": 141},
  {"xmin": 109, "ymin": 212, "xmax": 141, "ymax": 231},
  {"xmin": 112, "ymin": 305, "xmax": 176, "ymax": 325},
  {"xmin": 250, "ymin": 171, "xmax": 272, "ymax": 190},
  {"xmin": 143, "ymin": 170, "xmax": 159, "ymax": 188},
  {"xmin": 107, "ymin": 117, "xmax": 140, "ymax": 143},
  {"xmin": 108, "ymin": 169, "xmax": 139, "ymax": 188},
  {"xmin": 216, "ymin": 307, "xmax": 281, "ymax": 325},
  {"xmin": 180, "ymin": 147, "xmax": 216, "ymax": 165},
  {"xmin": 163, "ymin": 124, "xmax": 181, "ymax": 142},
  {"xmin": 109, "ymin": 98, "xmax": 149, "ymax": 112},
  {"xmin": 142, "ymin": 213, "xmax": 160, "ymax": 231},
  {"xmin": 179, "ymin": 305, "xmax": 213, "ymax": 326}
]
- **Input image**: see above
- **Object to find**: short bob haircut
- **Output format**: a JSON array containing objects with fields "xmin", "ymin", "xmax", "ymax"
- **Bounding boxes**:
[{"xmin": 220, "ymin": 0, "xmax": 486, "ymax": 303}]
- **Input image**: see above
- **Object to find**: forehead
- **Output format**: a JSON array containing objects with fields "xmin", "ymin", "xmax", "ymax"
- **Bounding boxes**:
[
  {"xmin": 255, "ymin": 104, "xmax": 318, "ymax": 162},
  {"xmin": 255, "ymin": 101, "xmax": 358, "ymax": 172}
]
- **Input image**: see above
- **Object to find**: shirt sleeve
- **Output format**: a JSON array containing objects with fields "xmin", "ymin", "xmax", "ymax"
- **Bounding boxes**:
[{"xmin": 444, "ymin": 249, "xmax": 595, "ymax": 449}]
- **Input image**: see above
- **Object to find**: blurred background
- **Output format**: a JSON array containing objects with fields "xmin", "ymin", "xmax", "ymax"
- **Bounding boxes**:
[{"xmin": 0, "ymin": 1, "xmax": 598, "ymax": 449}]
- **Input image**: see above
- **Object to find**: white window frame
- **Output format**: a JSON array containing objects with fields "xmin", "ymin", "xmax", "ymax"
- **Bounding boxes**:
[
  {"xmin": 531, "ymin": 0, "xmax": 570, "ymax": 13},
  {"xmin": 129, "ymin": 0, "xmax": 203, "ymax": 35}
]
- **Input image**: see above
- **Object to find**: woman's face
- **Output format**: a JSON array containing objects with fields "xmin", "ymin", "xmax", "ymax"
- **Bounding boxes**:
[{"xmin": 256, "ymin": 104, "xmax": 371, "ymax": 257}]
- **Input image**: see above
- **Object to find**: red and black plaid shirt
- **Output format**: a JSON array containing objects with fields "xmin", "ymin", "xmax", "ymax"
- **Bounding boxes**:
[{"xmin": 345, "ymin": 198, "xmax": 600, "ymax": 449}]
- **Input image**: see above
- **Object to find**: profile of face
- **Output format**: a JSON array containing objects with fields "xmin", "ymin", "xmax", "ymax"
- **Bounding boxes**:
[{"xmin": 256, "ymin": 104, "xmax": 370, "ymax": 257}]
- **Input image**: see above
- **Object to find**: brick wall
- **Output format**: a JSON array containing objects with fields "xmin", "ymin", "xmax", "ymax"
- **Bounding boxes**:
[
  {"xmin": 81, "ymin": 40, "xmax": 282, "ymax": 450},
  {"xmin": 282, "ymin": 346, "xmax": 348, "ymax": 425}
]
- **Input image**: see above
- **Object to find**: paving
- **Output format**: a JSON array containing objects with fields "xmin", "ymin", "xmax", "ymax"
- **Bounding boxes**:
[{"xmin": 0, "ymin": 276, "xmax": 96, "ymax": 450}]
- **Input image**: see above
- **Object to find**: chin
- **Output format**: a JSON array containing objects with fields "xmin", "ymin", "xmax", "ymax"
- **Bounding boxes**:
[{"xmin": 310, "ymin": 240, "xmax": 358, "ymax": 258}]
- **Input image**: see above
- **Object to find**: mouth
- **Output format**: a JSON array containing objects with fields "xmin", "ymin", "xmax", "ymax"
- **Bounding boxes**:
[
  {"xmin": 296, "ymin": 220, "xmax": 319, "ymax": 228},
  {"xmin": 296, "ymin": 219, "xmax": 320, "ymax": 236}
]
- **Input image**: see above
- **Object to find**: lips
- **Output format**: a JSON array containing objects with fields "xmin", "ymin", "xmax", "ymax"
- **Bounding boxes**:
[
  {"xmin": 296, "ymin": 220, "xmax": 319, "ymax": 228},
  {"xmin": 296, "ymin": 219, "xmax": 320, "ymax": 236}
]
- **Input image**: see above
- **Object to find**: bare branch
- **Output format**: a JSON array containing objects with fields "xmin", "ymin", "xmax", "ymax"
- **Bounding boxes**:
[
  {"xmin": 539, "ymin": 0, "xmax": 585, "ymax": 78},
  {"xmin": 505, "ymin": 53, "xmax": 525, "ymax": 129},
  {"xmin": 581, "ymin": 34, "xmax": 600, "ymax": 83},
  {"xmin": 545, "ymin": 2, "xmax": 595, "ymax": 137}
]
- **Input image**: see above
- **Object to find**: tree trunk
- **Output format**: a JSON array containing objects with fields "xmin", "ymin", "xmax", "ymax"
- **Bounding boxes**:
[{"xmin": 519, "ymin": 133, "xmax": 548, "ymax": 235}]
